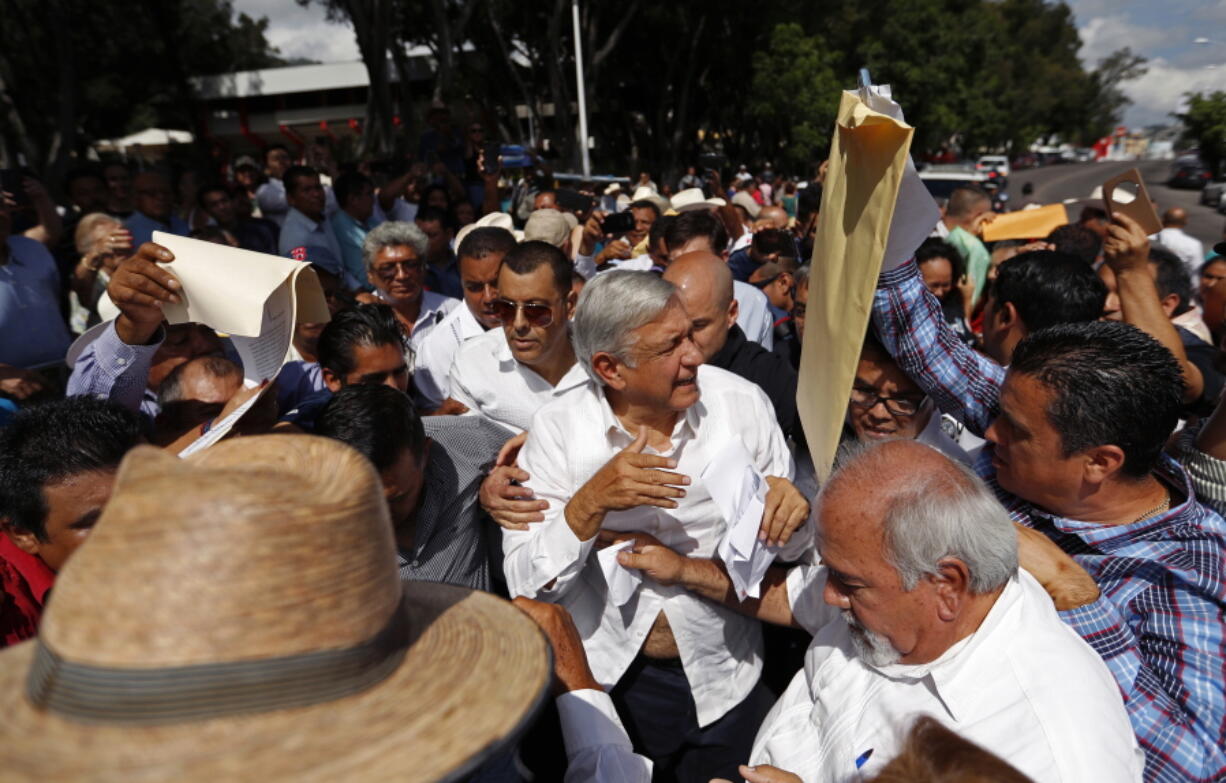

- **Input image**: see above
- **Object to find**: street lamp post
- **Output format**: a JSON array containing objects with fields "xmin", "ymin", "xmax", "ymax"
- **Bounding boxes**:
[{"xmin": 572, "ymin": 0, "xmax": 591, "ymax": 178}]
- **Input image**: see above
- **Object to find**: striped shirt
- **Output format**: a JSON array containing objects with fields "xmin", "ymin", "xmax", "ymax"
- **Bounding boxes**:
[{"xmin": 872, "ymin": 260, "xmax": 1226, "ymax": 782}]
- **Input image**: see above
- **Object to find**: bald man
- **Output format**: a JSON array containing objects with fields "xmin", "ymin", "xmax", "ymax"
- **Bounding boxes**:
[
  {"xmin": 125, "ymin": 172, "xmax": 189, "ymax": 247},
  {"xmin": 1158, "ymin": 206, "xmax": 1205, "ymax": 278},
  {"xmin": 664, "ymin": 252, "xmax": 798, "ymax": 439},
  {"xmin": 756, "ymin": 205, "xmax": 789, "ymax": 231}
]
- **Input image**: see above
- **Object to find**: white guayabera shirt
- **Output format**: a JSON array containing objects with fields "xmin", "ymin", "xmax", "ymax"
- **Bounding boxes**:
[
  {"xmin": 505, "ymin": 365, "xmax": 814, "ymax": 727},
  {"xmin": 750, "ymin": 567, "xmax": 1144, "ymax": 782},
  {"xmin": 447, "ymin": 326, "xmax": 589, "ymax": 434}
]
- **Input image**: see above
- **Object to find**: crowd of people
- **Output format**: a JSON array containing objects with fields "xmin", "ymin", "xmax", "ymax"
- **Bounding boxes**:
[{"xmin": 1, "ymin": 117, "xmax": 1225, "ymax": 783}]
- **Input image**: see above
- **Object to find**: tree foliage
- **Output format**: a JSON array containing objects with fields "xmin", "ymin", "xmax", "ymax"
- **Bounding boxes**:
[
  {"xmin": 1178, "ymin": 92, "xmax": 1226, "ymax": 179},
  {"xmin": 0, "ymin": 0, "xmax": 282, "ymax": 176}
]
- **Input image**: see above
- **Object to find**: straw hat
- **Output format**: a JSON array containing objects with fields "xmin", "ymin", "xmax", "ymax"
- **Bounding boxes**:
[
  {"xmin": 454, "ymin": 211, "xmax": 523, "ymax": 250},
  {"xmin": 670, "ymin": 187, "xmax": 726, "ymax": 212},
  {"xmin": 523, "ymin": 208, "xmax": 571, "ymax": 247},
  {"xmin": 630, "ymin": 185, "xmax": 670, "ymax": 214},
  {"xmin": 731, "ymin": 191, "xmax": 761, "ymax": 219},
  {"xmin": 0, "ymin": 435, "xmax": 549, "ymax": 781}
]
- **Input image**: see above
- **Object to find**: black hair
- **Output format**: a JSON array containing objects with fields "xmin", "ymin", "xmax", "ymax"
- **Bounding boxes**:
[
  {"xmin": 195, "ymin": 183, "xmax": 232, "ymax": 211},
  {"xmin": 1046, "ymin": 224, "xmax": 1102, "ymax": 266},
  {"xmin": 664, "ymin": 210, "xmax": 728, "ymax": 255},
  {"xmin": 315, "ymin": 384, "xmax": 427, "ymax": 471},
  {"xmin": 946, "ymin": 186, "xmax": 990, "ymax": 219},
  {"xmin": 419, "ymin": 183, "xmax": 452, "ymax": 211},
  {"xmin": 752, "ymin": 228, "xmax": 798, "ymax": 259},
  {"xmin": 264, "ymin": 143, "xmax": 290, "ymax": 162},
  {"xmin": 1078, "ymin": 205, "xmax": 1108, "ymax": 224},
  {"xmin": 915, "ymin": 237, "xmax": 966, "ymax": 280},
  {"xmin": 62, "ymin": 166, "xmax": 105, "ymax": 194},
  {"xmin": 0, "ymin": 398, "xmax": 144, "ymax": 540},
  {"xmin": 990, "ymin": 250, "xmax": 1106, "ymax": 332},
  {"xmin": 189, "ymin": 226, "xmax": 232, "ymax": 244},
  {"xmin": 649, "ymin": 214, "xmax": 674, "ymax": 248},
  {"xmin": 317, "ymin": 304, "xmax": 410, "ymax": 380},
  {"xmin": 501, "ymin": 239, "xmax": 573, "ymax": 296},
  {"xmin": 628, "ymin": 199, "xmax": 661, "ymax": 218},
  {"xmin": 457, "ymin": 226, "xmax": 516, "ymax": 263},
  {"xmin": 1010, "ymin": 321, "xmax": 1183, "ymax": 478},
  {"xmin": 415, "ymin": 205, "xmax": 454, "ymax": 233},
  {"xmin": 334, "ymin": 170, "xmax": 373, "ymax": 209},
  {"xmin": 282, "ymin": 165, "xmax": 318, "ymax": 196},
  {"xmin": 1149, "ymin": 245, "xmax": 1194, "ymax": 316}
]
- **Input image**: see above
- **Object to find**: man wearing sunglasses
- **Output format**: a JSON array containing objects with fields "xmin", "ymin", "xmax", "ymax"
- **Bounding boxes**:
[
  {"xmin": 360, "ymin": 221, "xmax": 458, "ymax": 349},
  {"xmin": 844, "ymin": 331, "xmax": 972, "ymax": 465},
  {"xmin": 445, "ymin": 241, "xmax": 586, "ymax": 434}
]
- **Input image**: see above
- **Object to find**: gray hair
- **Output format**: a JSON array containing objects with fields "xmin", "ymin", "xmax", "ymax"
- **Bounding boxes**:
[
  {"xmin": 793, "ymin": 264, "xmax": 810, "ymax": 290},
  {"xmin": 362, "ymin": 221, "xmax": 428, "ymax": 272},
  {"xmin": 572, "ymin": 270, "xmax": 676, "ymax": 385},
  {"xmin": 823, "ymin": 440, "xmax": 1018, "ymax": 593}
]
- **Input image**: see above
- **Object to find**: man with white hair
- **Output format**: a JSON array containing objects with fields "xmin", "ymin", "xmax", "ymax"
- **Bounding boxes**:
[
  {"xmin": 616, "ymin": 439, "xmax": 1143, "ymax": 783},
  {"xmin": 359, "ymin": 220, "xmax": 457, "ymax": 348},
  {"xmin": 503, "ymin": 270, "xmax": 813, "ymax": 782}
]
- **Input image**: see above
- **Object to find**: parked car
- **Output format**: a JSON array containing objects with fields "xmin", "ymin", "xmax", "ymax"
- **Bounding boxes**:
[
  {"xmin": 1201, "ymin": 180, "xmax": 1226, "ymax": 208},
  {"xmin": 918, "ymin": 167, "xmax": 991, "ymax": 202},
  {"xmin": 1012, "ymin": 152, "xmax": 1040, "ymax": 170},
  {"xmin": 1073, "ymin": 148, "xmax": 1096, "ymax": 163},
  {"xmin": 1169, "ymin": 156, "xmax": 1212, "ymax": 189},
  {"xmin": 976, "ymin": 155, "xmax": 1011, "ymax": 179}
]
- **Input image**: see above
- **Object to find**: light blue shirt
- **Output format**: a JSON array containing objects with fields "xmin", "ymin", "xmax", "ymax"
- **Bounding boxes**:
[
  {"xmin": 124, "ymin": 211, "xmax": 189, "ymax": 248},
  {"xmin": 0, "ymin": 236, "xmax": 73, "ymax": 368},
  {"xmin": 330, "ymin": 210, "xmax": 383, "ymax": 289}
]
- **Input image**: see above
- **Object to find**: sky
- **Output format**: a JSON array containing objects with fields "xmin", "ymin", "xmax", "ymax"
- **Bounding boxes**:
[{"xmin": 234, "ymin": 0, "xmax": 1226, "ymax": 129}]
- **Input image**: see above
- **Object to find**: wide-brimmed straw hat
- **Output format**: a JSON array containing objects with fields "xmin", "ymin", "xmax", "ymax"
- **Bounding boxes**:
[
  {"xmin": 670, "ymin": 187, "xmax": 726, "ymax": 213},
  {"xmin": 0, "ymin": 435, "xmax": 549, "ymax": 781}
]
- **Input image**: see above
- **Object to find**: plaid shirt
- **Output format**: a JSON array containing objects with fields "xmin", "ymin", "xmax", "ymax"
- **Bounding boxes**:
[{"xmin": 873, "ymin": 260, "xmax": 1226, "ymax": 782}]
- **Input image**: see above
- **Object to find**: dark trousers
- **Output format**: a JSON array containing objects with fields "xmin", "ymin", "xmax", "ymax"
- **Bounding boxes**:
[{"xmin": 610, "ymin": 654, "xmax": 774, "ymax": 783}]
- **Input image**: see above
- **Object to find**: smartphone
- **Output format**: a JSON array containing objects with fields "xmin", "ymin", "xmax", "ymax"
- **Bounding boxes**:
[
  {"xmin": 0, "ymin": 169, "xmax": 31, "ymax": 209},
  {"xmin": 482, "ymin": 141, "xmax": 501, "ymax": 175},
  {"xmin": 556, "ymin": 188, "xmax": 595, "ymax": 214},
  {"xmin": 602, "ymin": 211, "xmax": 636, "ymax": 235}
]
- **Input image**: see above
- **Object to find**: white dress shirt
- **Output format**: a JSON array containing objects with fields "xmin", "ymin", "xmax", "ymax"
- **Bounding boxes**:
[
  {"xmin": 376, "ymin": 289, "xmax": 459, "ymax": 352},
  {"xmin": 1156, "ymin": 227, "xmax": 1205, "ymax": 278},
  {"xmin": 734, "ymin": 280, "xmax": 775, "ymax": 350},
  {"xmin": 413, "ymin": 304, "xmax": 487, "ymax": 409},
  {"xmin": 505, "ymin": 365, "xmax": 813, "ymax": 726},
  {"xmin": 750, "ymin": 567, "xmax": 1144, "ymax": 782},
  {"xmin": 558, "ymin": 689, "xmax": 652, "ymax": 782},
  {"xmin": 448, "ymin": 327, "xmax": 589, "ymax": 433}
]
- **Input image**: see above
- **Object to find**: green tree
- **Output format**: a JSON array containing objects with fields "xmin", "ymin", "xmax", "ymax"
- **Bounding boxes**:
[
  {"xmin": 1082, "ymin": 48, "xmax": 1148, "ymax": 142},
  {"xmin": 747, "ymin": 24, "xmax": 842, "ymax": 173},
  {"xmin": 0, "ymin": 0, "xmax": 282, "ymax": 177},
  {"xmin": 1178, "ymin": 91, "xmax": 1226, "ymax": 178}
]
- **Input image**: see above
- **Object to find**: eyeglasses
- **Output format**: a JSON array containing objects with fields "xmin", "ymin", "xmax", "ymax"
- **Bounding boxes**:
[
  {"xmin": 848, "ymin": 386, "xmax": 925, "ymax": 417},
  {"xmin": 373, "ymin": 259, "xmax": 425, "ymax": 279},
  {"xmin": 491, "ymin": 298, "xmax": 555, "ymax": 328}
]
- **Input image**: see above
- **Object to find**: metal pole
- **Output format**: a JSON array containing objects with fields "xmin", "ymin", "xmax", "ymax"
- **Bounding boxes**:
[{"xmin": 572, "ymin": 0, "xmax": 591, "ymax": 178}]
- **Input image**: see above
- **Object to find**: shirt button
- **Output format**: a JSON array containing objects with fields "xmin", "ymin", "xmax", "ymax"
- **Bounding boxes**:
[{"xmin": 115, "ymin": 358, "xmax": 126, "ymax": 366}]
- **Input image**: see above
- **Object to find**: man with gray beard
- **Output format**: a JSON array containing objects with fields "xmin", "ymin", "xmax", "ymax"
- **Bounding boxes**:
[{"xmin": 613, "ymin": 439, "xmax": 1143, "ymax": 783}]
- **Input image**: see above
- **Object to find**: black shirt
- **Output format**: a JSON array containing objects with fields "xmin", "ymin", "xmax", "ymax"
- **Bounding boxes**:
[{"xmin": 709, "ymin": 324, "xmax": 799, "ymax": 441}]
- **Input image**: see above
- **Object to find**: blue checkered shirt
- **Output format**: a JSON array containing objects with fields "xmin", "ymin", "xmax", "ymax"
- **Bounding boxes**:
[{"xmin": 872, "ymin": 260, "xmax": 1226, "ymax": 782}]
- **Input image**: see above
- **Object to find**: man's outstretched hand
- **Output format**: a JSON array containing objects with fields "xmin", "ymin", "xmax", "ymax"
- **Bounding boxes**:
[{"xmin": 107, "ymin": 242, "xmax": 180, "ymax": 346}]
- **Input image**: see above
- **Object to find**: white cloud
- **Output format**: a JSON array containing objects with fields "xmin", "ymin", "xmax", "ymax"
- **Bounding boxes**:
[
  {"xmin": 1122, "ymin": 57, "xmax": 1226, "ymax": 126},
  {"xmin": 1077, "ymin": 15, "xmax": 1173, "ymax": 66},
  {"xmin": 233, "ymin": 0, "xmax": 360, "ymax": 63}
]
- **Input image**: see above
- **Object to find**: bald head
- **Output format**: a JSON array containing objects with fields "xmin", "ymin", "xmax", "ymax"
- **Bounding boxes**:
[
  {"xmin": 758, "ymin": 205, "xmax": 789, "ymax": 229},
  {"xmin": 819, "ymin": 439, "xmax": 1017, "ymax": 594},
  {"xmin": 662, "ymin": 251, "xmax": 737, "ymax": 360},
  {"xmin": 1163, "ymin": 207, "xmax": 1187, "ymax": 228}
]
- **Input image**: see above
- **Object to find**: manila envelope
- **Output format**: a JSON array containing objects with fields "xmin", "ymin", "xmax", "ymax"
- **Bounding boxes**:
[
  {"xmin": 797, "ymin": 89, "xmax": 935, "ymax": 483},
  {"xmin": 981, "ymin": 203, "xmax": 1069, "ymax": 242}
]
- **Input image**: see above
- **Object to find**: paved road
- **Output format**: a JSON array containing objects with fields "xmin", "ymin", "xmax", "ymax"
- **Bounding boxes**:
[{"xmin": 1008, "ymin": 159, "xmax": 1223, "ymax": 250}]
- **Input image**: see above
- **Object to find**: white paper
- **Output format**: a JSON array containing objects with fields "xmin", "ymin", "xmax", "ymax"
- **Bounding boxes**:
[
  {"xmin": 859, "ymin": 88, "xmax": 942, "ymax": 272},
  {"xmin": 597, "ymin": 539, "xmax": 642, "ymax": 607},
  {"xmin": 702, "ymin": 440, "xmax": 780, "ymax": 601},
  {"xmin": 177, "ymin": 383, "xmax": 272, "ymax": 458},
  {"xmin": 229, "ymin": 279, "xmax": 295, "ymax": 385}
]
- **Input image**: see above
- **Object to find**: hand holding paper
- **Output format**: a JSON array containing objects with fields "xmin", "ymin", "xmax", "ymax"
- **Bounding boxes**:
[{"xmin": 703, "ymin": 441, "xmax": 784, "ymax": 601}]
